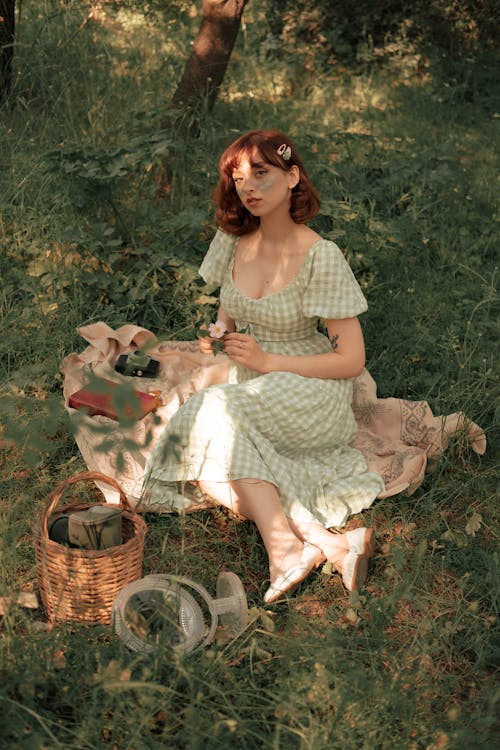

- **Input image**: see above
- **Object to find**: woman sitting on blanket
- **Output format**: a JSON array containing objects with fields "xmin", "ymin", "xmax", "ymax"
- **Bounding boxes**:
[{"xmin": 145, "ymin": 129, "xmax": 385, "ymax": 603}]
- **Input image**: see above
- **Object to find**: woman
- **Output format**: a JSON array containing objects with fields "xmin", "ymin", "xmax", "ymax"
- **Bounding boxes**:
[{"xmin": 145, "ymin": 129, "xmax": 384, "ymax": 603}]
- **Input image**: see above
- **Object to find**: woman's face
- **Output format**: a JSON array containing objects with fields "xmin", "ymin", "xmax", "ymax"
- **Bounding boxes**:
[{"xmin": 231, "ymin": 150, "xmax": 299, "ymax": 218}]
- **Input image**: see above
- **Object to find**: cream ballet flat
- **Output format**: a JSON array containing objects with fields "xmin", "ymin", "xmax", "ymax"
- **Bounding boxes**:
[
  {"xmin": 264, "ymin": 543, "xmax": 324, "ymax": 604},
  {"xmin": 334, "ymin": 527, "xmax": 376, "ymax": 592},
  {"xmin": 346, "ymin": 527, "xmax": 376, "ymax": 557}
]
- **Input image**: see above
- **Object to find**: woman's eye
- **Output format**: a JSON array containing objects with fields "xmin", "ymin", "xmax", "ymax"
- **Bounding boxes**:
[{"xmin": 256, "ymin": 170, "xmax": 267, "ymax": 177}]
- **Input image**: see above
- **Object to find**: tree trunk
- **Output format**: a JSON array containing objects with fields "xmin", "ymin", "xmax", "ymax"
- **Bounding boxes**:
[
  {"xmin": 0, "ymin": 0, "xmax": 15, "ymax": 103},
  {"xmin": 170, "ymin": 0, "xmax": 249, "ymax": 125}
]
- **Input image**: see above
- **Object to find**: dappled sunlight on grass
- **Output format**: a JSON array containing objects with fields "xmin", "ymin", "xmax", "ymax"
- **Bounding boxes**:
[{"xmin": 0, "ymin": 1, "xmax": 498, "ymax": 748}]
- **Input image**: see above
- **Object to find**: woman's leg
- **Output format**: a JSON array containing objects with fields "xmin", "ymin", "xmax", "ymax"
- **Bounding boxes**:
[
  {"xmin": 196, "ymin": 479, "xmax": 245, "ymax": 517},
  {"xmin": 288, "ymin": 517, "xmax": 376, "ymax": 591},
  {"xmin": 287, "ymin": 518, "xmax": 349, "ymax": 568},
  {"xmin": 198, "ymin": 478, "xmax": 322, "ymax": 581},
  {"xmin": 196, "ymin": 479, "xmax": 374, "ymax": 594}
]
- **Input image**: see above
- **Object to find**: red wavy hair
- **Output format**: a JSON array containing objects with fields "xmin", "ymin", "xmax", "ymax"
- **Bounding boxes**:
[{"xmin": 213, "ymin": 129, "xmax": 320, "ymax": 236}]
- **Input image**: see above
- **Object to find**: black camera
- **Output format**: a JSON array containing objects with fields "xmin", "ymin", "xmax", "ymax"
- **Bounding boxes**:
[{"xmin": 114, "ymin": 350, "xmax": 160, "ymax": 378}]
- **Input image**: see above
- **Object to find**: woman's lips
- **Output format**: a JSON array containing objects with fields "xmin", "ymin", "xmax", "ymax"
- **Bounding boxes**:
[{"xmin": 246, "ymin": 197, "xmax": 261, "ymax": 207}]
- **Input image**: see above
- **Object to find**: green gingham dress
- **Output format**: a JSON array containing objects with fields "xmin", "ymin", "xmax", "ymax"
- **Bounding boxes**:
[{"xmin": 145, "ymin": 230, "xmax": 384, "ymax": 527}]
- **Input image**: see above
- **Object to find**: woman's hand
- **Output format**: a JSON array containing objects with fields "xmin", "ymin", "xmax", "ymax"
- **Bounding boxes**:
[
  {"xmin": 198, "ymin": 307, "xmax": 236, "ymax": 356},
  {"xmin": 198, "ymin": 324, "xmax": 225, "ymax": 356},
  {"xmin": 198, "ymin": 335, "xmax": 218, "ymax": 355},
  {"xmin": 223, "ymin": 332, "xmax": 269, "ymax": 373}
]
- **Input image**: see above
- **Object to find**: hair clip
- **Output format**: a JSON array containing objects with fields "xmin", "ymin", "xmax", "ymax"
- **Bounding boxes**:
[{"xmin": 277, "ymin": 143, "xmax": 292, "ymax": 161}]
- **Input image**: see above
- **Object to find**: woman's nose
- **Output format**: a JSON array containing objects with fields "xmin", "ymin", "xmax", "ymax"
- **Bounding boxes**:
[{"xmin": 240, "ymin": 175, "xmax": 256, "ymax": 192}]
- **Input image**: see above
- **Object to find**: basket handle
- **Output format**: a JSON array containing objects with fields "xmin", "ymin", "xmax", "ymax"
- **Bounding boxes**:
[{"xmin": 41, "ymin": 471, "xmax": 133, "ymax": 537}]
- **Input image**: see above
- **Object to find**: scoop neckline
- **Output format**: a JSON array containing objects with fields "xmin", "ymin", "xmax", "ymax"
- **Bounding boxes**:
[{"xmin": 229, "ymin": 238, "xmax": 324, "ymax": 302}]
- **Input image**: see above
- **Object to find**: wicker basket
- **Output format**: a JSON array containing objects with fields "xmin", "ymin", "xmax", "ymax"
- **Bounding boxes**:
[{"xmin": 34, "ymin": 471, "xmax": 147, "ymax": 624}]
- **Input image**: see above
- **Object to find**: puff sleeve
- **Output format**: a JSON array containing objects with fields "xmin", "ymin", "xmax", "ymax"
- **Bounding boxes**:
[
  {"xmin": 302, "ymin": 240, "xmax": 368, "ymax": 319},
  {"xmin": 198, "ymin": 229, "xmax": 237, "ymax": 289}
]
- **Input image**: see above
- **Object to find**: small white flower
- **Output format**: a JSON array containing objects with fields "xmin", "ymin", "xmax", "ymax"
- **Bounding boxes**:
[{"xmin": 208, "ymin": 320, "xmax": 227, "ymax": 339}]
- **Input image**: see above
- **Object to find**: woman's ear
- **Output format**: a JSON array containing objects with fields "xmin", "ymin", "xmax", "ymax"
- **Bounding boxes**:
[{"xmin": 287, "ymin": 165, "xmax": 300, "ymax": 189}]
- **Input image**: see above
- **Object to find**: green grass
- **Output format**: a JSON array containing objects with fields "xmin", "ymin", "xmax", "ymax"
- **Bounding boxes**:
[{"xmin": 0, "ymin": 2, "xmax": 498, "ymax": 748}]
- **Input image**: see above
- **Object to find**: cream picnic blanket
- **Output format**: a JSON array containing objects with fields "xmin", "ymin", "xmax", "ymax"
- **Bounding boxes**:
[{"xmin": 61, "ymin": 322, "xmax": 486, "ymax": 510}]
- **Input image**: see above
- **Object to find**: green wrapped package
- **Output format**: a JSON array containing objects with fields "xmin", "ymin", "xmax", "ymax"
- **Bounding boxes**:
[{"xmin": 68, "ymin": 506, "xmax": 123, "ymax": 550}]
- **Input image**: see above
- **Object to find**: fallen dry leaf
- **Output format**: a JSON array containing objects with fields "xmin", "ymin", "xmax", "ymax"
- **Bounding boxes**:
[
  {"xmin": 465, "ymin": 512, "xmax": 482, "ymax": 536},
  {"xmin": 0, "ymin": 592, "xmax": 39, "ymax": 616}
]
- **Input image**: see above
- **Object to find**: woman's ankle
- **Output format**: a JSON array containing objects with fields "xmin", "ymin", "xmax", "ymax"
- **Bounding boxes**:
[
  {"xmin": 267, "ymin": 538, "xmax": 304, "ymax": 581},
  {"xmin": 321, "ymin": 533, "xmax": 349, "ymax": 563}
]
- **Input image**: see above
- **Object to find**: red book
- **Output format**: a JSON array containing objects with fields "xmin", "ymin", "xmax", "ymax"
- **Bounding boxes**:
[{"xmin": 68, "ymin": 379, "xmax": 162, "ymax": 421}]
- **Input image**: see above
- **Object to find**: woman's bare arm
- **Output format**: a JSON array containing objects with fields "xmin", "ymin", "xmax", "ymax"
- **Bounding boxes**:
[{"xmin": 223, "ymin": 316, "xmax": 365, "ymax": 379}]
